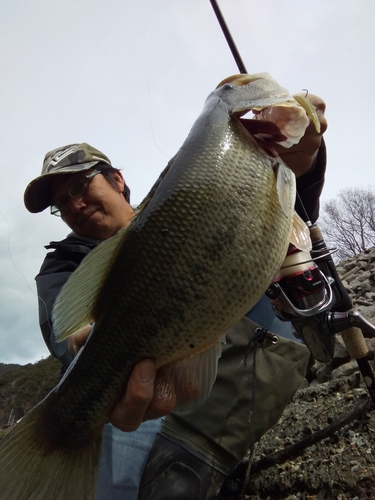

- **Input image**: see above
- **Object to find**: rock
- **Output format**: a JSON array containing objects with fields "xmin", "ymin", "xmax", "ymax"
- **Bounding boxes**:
[
  {"xmin": 360, "ymin": 271, "xmax": 372, "ymax": 281},
  {"xmin": 219, "ymin": 375, "xmax": 375, "ymax": 500},
  {"xmin": 339, "ymin": 261, "xmax": 358, "ymax": 273},
  {"xmin": 353, "ymin": 304, "xmax": 375, "ymax": 319},
  {"xmin": 349, "ymin": 279, "xmax": 362, "ymax": 292}
]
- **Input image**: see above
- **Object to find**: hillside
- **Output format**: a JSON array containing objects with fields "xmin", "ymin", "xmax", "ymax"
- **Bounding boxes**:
[
  {"xmin": 0, "ymin": 363, "xmax": 22, "ymax": 377},
  {"xmin": 0, "ymin": 356, "xmax": 60, "ymax": 427}
]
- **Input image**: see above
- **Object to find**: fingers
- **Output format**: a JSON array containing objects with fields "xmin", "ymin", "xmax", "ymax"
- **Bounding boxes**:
[
  {"xmin": 110, "ymin": 359, "xmax": 155, "ymax": 432},
  {"xmin": 67, "ymin": 324, "xmax": 93, "ymax": 355},
  {"xmin": 294, "ymin": 93, "xmax": 327, "ymax": 135},
  {"xmin": 294, "ymin": 92, "xmax": 326, "ymax": 110},
  {"xmin": 142, "ymin": 369, "xmax": 177, "ymax": 421},
  {"xmin": 275, "ymin": 94, "xmax": 327, "ymax": 177},
  {"xmin": 109, "ymin": 359, "xmax": 176, "ymax": 432}
]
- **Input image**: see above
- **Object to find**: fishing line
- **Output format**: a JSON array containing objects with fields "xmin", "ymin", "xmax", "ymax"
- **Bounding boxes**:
[
  {"xmin": 146, "ymin": 69, "xmax": 171, "ymax": 160},
  {"xmin": 0, "ymin": 209, "xmax": 36, "ymax": 296},
  {"xmin": 0, "ymin": 208, "xmax": 52, "ymax": 331}
]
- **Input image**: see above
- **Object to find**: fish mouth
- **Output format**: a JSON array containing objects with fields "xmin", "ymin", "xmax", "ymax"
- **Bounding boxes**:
[
  {"xmin": 216, "ymin": 72, "xmax": 311, "ymax": 150},
  {"xmin": 240, "ymin": 117, "xmax": 287, "ymax": 156},
  {"xmin": 240, "ymin": 117, "xmax": 286, "ymax": 142}
]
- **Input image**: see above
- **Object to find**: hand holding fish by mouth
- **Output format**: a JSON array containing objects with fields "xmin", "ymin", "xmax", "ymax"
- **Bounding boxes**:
[{"xmin": 274, "ymin": 93, "xmax": 327, "ymax": 177}]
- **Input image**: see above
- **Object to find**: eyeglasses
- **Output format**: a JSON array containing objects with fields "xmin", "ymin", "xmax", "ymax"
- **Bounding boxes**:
[{"xmin": 50, "ymin": 170, "xmax": 102, "ymax": 217}]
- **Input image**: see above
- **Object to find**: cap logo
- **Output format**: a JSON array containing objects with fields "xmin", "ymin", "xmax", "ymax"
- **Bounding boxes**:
[{"xmin": 49, "ymin": 145, "xmax": 79, "ymax": 167}]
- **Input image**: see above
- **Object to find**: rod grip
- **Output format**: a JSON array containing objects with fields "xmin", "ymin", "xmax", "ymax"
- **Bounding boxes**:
[{"xmin": 341, "ymin": 327, "xmax": 368, "ymax": 358}]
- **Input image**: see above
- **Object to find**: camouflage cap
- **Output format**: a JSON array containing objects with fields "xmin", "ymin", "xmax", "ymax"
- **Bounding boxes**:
[{"xmin": 24, "ymin": 143, "xmax": 113, "ymax": 213}]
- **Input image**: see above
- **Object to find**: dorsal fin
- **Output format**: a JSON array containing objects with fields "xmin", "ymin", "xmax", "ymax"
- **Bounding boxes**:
[{"xmin": 52, "ymin": 227, "xmax": 128, "ymax": 341}]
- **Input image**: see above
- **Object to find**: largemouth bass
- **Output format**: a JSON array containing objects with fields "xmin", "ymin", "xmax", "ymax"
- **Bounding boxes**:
[{"xmin": 0, "ymin": 73, "xmax": 315, "ymax": 499}]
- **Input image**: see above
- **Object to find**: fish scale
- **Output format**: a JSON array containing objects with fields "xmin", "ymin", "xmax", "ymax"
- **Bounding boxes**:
[{"xmin": 0, "ymin": 73, "xmax": 310, "ymax": 500}]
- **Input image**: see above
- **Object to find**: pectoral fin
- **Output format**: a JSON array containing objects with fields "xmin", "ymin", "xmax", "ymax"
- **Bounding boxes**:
[
  {"xmin": 275, "ymin": 162, "xmax": 296, "ymax": 217},
  {"xmin": 290, "ymin": 212, "xmax": 312, "ymax": 252}
]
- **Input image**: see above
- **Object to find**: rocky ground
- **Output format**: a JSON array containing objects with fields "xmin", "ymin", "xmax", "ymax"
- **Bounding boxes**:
[{"xmin": 218, "ymin": 248, "xmax": 375, "ymax": 500}]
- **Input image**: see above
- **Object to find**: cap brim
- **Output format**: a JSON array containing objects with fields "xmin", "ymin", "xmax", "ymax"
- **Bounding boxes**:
[{"xmin": 24, "ymin": 161, "xmax": 99, "ymax": 213}]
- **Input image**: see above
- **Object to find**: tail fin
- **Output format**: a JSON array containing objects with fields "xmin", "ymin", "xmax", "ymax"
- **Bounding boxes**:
[{"xmin": 0, "ymin": 400, "xmax": 103, "ymax": 500}]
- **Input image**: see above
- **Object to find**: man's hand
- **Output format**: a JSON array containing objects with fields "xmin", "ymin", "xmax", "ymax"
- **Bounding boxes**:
[
  {"xmin": 274, "ymin": 94, "xmax": 327, "ymax": 178},
  {"xmin": 109, "ymin": 360, "xmax": 176, "ymax": 432},
  {"xmin": 68, "ymin": 329, "xmax": 177, "ymax": 432}
]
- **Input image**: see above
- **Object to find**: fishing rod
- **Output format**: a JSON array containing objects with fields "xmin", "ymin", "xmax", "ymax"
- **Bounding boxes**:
[
  {"xmin": 209, "ymin": 0, "xmax": 247, "ymax": 74},
  {"xmin": 209, "ymin": 0, "xmax": 375, "ymax": 407}
]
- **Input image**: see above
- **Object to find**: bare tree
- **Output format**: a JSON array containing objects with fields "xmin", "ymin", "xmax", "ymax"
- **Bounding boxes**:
[{"xmin": 319, "ymin": 187, "xmax": 375, "ymax": 261}]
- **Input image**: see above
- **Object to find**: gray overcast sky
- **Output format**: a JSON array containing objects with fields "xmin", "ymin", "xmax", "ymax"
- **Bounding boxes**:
[{"xmin": 1, "ymin": 0, "xmax": 374, "ymax": 364}]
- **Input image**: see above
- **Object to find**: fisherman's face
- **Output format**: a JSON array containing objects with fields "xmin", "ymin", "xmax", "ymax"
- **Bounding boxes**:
[{"xmin": 51, "ymin": 169, "xmax": 134, "ymax": 239}]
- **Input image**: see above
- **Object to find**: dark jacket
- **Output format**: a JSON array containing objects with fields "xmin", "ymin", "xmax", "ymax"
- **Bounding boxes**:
[
  {"xmin": 35, "ymin": 143, "xmax": 326, "ymax": 369},
  {"xmin": 36, "ymin": 233, "xmax": 102, "ymax": 369}
]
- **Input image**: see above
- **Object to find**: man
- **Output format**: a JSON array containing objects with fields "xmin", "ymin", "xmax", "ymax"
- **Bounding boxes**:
[
  {"xmin": 24, "ymin": 93, "xmax": 327, "ymax": 499},
  {"xmin": 24, "ymin": 145, "xmax": 168, "ymax": 499}
]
